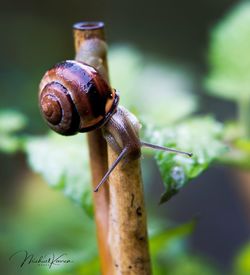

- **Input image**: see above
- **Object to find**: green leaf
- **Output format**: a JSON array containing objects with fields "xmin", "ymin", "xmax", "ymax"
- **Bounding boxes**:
[
  {"xmin": 143, "ymin": 116, "xmax": 227, "ymax": 203},
  {"xmin": 149, "ymin": 220, "xmax": 196, "ymax": 256},
  {"xmin": 217, "ymin": 122, "xmax": 250, "ymax": 169},
  {"xmin": 234, "ymin": 242, "xmax": 250, "ymax": 275},
  {"xmin": 0, "ymin": 135, "xmax": 24, "ymax": 153},
  {"xmin": 167, "ymin": 255, "xmax": 220, "ymax": 275},
  {"xmin": 25, "ymin": 132, "xmax": 93, "ymax": 216},
  {"xmin": 206, "ymin": 2, "xmax": 250, "ymax": 101},
  {"xmin": 0, "ymin": 109, "xmax": 27, "ymax": 133},
  {"xmin": 148, "ymin": 219, "xmax": 220, "ymax": 275},
  {"xmin": 0, "ymin": 110, "xmax": 27, "ymax": 153},
  {"xmin": 109, "ymin": 45, "xmax": 197, "ymax": 125}
]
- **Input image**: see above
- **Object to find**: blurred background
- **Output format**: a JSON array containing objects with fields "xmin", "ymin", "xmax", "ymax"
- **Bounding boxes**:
[{"xmin": 1, "ymin": 0, "xmax": 250, "ymax": 274}]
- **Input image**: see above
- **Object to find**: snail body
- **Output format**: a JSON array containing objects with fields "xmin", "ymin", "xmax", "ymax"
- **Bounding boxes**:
[{"xmin": 39, "ymin": 60, "xmax": 191, "ymax": 191}]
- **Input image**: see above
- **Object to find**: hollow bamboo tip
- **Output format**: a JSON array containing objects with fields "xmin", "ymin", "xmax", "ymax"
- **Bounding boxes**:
[
  {"xmin": 73, "ymin": 21, "xmax": 106, "ymax": 53},
  {"xmin": 73, "ymin": 21, "xmax": 109, "ymax": 82}
]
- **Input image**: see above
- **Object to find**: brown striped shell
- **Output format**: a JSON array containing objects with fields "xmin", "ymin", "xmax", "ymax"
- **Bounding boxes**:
[{"xmin": 39, "ymin": 60, "xmax": 119, "ymax": 135}]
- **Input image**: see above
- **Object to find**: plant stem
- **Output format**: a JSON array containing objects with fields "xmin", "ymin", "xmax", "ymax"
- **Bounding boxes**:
[
  {"xmin": 73, "ymin": 22, "xmax": 151, "ymax": 274},
  {"xmin": 238, "ymin": 98, "xmax": 250, "ymax": 139},
  {"xmin": 73, "ymin": 22, "xmax": 114, "ymax": 275},
  {"xmin": 108, "ymin": 148, "xmax": 152, "ymax": 274}
]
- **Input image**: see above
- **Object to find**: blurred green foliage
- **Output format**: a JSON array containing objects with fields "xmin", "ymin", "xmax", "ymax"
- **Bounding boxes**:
[
  {"xmin": 206, "ymin": 2, "xmax": 250, "ymax": 101},
  {"xmin": 0, "ymin": 110, "xmax": 27, "ymax": 153},
  {"xmin": 26, "ymin": 133, "xmax": 93, "ymax": 217},
  {"xmin": 219, "ymin": 121, "xmax": 250, "ymax": 169},
  {"xmin": 0, "ymin": 177, "xmax": 98, "ymax": 275},
  {"xmin": 234, "ymin": 242, "xmax": 250, "ymax": 275},
  {"xmin": 109, "ymin": 45, "xmax": 197, "ymax": 125},
  {"xmin": 149, "ymin": 219, "xmax": 219, "ymax": 275},
  {"xmin": 206, "ymin": 1, "xmax": 250, "ymax": 166}
]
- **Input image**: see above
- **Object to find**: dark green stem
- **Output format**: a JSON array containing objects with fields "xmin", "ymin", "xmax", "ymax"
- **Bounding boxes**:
[{"xmin": 238, "ymin": 98, "xmax": 250, "ymax": 139}]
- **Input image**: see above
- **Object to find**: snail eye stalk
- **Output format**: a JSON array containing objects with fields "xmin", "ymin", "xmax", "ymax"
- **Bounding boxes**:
[
  {"xmin": 93, "ymin": 141, "xmax": 192, "ymax": 192},
  {"xmin": 140, "ymin": 141, "xmax": 193, "ymax": 157},
  {"xmin": 94, "ymin": 148, "xmax": 127, "ymax": 192}
]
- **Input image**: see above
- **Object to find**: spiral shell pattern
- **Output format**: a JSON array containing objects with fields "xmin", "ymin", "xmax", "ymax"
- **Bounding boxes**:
[{"xmin": 39, "ymin": 60, "xmax": 119, "ymax": 135}]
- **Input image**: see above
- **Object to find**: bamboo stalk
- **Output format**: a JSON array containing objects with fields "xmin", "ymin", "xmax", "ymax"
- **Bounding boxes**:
[
  {"xmin": 73, "ymin": 21, "xmax": 151, "ymax": 274},
  {"xmin": 73, "ymin": 22, "xmax": 114, "ymax": 275},
  {"xmin": 108, "ymin": 149, "xmax": 152, "ymax": 274}
]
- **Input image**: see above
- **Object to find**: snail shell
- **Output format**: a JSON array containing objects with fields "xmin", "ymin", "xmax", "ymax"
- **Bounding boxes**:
[{"xmin": 39, "ymin": 60, "xmax": 119, "ymax": 135}]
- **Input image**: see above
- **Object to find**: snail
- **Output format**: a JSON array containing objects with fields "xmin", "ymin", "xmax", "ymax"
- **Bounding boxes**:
[{"xmin": 39, "ymin": 60, "xmax": 192, "ymax": 192}]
